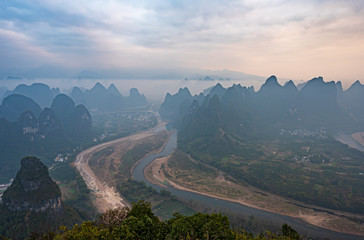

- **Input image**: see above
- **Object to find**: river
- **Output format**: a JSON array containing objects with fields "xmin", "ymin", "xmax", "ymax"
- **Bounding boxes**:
[{"xmin": 132, "ymin": 130, "xmax": 363, "ymax": 240}]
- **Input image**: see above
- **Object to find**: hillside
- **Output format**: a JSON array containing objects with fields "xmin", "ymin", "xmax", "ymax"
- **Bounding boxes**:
[
  {"xmin": 0, "ymin": 93, "xmax": 93, "ymax": 183},
  {"xmin": 161, "ymin": 76, "xmax": 364, "ymax": 214},
  {"xmin": 0, "ymin": 157, "xmax": 82, "ymax": 239},
  {"xmin": 70, "ymin": 82, "xmax": 148, "ymax": 112}
]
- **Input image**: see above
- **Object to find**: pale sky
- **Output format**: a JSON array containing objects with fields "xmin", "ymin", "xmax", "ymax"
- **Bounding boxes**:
[{"xmin": 1, "ymin": 0, "xmax": 364, "ymax": 84}]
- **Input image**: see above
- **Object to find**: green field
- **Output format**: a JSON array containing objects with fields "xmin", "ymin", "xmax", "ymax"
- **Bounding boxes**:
[{"xmin": 179, "ymin": 132, "xmax": 364, "ymax": 214}]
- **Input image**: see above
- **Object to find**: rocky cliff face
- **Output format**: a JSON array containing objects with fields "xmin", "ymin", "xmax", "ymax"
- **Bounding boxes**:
[
  {"xmin": 2, "ymin": 157, "xmax": 62, "ymax": 212},
  {"xmin": 0, "ymin": 157, "xmax": 83, "ymax": 239}
]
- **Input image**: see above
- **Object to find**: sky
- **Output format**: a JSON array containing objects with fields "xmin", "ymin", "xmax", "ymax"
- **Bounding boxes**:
[{"xmin": 1, "ymin": 0, "xmax": 364, "ymax": 84}]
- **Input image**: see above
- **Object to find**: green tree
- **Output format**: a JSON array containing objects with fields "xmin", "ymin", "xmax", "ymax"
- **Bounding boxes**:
[
  {"xmin": 48, "ymin": 201, "xmax": 302, "ymax": 240},
  {"xmin": 96, "ymin": 207, "xmax": 129, "ymax": 230},
  {"xmin": 281, "ymin": 223, "xmax": 300, "ymax": 240}
]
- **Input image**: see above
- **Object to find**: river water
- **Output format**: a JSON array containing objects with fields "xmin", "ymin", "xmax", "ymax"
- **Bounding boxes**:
[{"xmin": 132, "ymin": 130, "xmax": 363, "ymax": 240}]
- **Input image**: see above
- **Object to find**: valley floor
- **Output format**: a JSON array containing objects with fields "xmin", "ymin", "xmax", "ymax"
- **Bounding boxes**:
[
  {"xmin": 74, "ymin": 138, "xmax": 130, "ymax": 212},
  {"xmin": 145, "ymin": 149, "xmax": 364, "ymax": 236},
  {"xmin": 74, "ymin": 119, "xmax": 169, "ymax": 213},
  {"xmin": 74, "ymin": 119, "xmax": 364, "ymax": 236}
]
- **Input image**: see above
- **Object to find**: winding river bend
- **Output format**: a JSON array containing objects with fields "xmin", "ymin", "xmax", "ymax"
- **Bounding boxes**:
[{"xmin": 133, "ymin": 130, "xmax": 362, "ymax": 240}]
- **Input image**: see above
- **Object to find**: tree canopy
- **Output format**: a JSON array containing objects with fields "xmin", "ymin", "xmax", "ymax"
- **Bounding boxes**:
[{"xmin": 23, "ymin": 200, "xmax": 302, "ymax": 240}]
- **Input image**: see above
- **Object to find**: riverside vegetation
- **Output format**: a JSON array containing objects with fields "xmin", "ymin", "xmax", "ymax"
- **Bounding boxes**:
[
  {"xmin": 87, "ymin": 126, "xmax": 195, "ymax": 219},
  {"xmin": 18, "ymin": 200, "xmax": 302, "ymax": 240}
]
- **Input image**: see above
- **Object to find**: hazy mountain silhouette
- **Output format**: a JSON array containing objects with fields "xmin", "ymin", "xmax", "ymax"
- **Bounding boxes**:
[
  {"xmin": 160, "ymin": 87, "xmax": 193, "ymax": 123},
  {"xmin": 69, "ymin": 82, "xmax": 148, "ymax": 112},
  {"xmin": 342, "ymin": 80, "xmax": 364, "ymax": 121},
  {"xmin": 206, "ymin": 83, "xmax": 225, "ymax": 97},
  {"xmin": 70, "ymin": 86, "xmax": 88, "ymax": 107},
  {"xmin": 107, "ymin": 83, "xmax": 122, "ymax": 97},
  {"xmin": 162, "ymin": 76, "xmax": 357, "ymax": 133},
  {"xmin": 296, "ymin": 77, "xmax": 341, "ymax": 127},
  {"xmin": 1, "ymin": 83, "xmax": 55, "ymax": 108},
  {"xmin": 0, "ymin": 94, "xmax": 42, "ymax": 122},
  {"xmin": 51, "ymin": 94, "xmax": 76, "ymax": 130},
  {"xmin": 70, "ymin": 105, "xmax": 92, "ymax": 141},
  {"xmin": 0, "ymin": 87, "xmax": 7, "ymax": 99},
  {"xmin": 127, "ymin": 88, "xmax": 147, "ymax": 108}
]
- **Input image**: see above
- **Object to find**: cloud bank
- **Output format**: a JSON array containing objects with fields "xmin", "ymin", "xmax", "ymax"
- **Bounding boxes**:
[{"xmin": 1, "ymin": 0, "xmax": 364, "ymax": 82}]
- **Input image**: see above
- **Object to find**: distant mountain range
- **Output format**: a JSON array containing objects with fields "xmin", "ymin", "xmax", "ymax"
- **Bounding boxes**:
[
  {"xmin": 70, "ymin": 82, "xmax": 147, "ymax": 112},
  {"xmin": 1, "ymin": 82, "xmax": 148, "ymax": 113},
  {"xmin": 0, "ymin": 92, "xmax": 92, "ymax": 141},
  {"xmin": 0, "ymin": 65, "xmax": 267, "ymax": 81},
  {"xmin": 160, "ymin": 76, "xmax": 363, "ymax": 131},
  {"xmin": 0, "ymin": 83, "xmax": 59, "ymax": 108}
]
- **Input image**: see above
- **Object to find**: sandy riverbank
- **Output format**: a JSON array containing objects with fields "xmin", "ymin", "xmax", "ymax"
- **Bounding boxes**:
[
  {"xmin": 352, "ymin": 132, "xmax": 364, "ymax": 147},
  {"xmin": 145, "ymin": 153, "xmax": 364, "ymax": 236},
  {"xmin": 74, "ymin": 121, "xmax": 166, "ymax": 213}
]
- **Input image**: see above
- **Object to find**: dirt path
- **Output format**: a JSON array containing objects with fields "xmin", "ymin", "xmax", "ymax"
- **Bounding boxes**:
[{"xmin": 75, "ymin": 121, "xmax": 166, "ymax": 213}]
